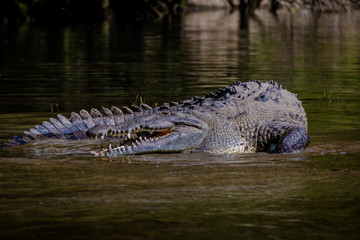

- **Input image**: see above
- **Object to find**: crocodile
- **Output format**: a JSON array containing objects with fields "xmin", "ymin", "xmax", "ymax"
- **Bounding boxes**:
[{"xmin": 5, "ymin": 81, "xmax": 310, "ymax": 156}]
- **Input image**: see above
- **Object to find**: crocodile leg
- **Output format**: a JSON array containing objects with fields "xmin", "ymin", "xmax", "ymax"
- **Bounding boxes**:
[{"xmin": 257, "ymin": 122, "xmax": 310, "ymax": 153}]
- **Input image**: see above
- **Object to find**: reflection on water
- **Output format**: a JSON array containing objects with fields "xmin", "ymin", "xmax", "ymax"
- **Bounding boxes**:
[{"xmin": 0, "ymin": 8, "xmax": 360, "ymax": 240}]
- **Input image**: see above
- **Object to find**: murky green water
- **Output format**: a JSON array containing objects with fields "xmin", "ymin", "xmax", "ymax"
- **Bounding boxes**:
[{"xmin": 0, "ymin": 9, "xmax": 360, "ymax": 240}]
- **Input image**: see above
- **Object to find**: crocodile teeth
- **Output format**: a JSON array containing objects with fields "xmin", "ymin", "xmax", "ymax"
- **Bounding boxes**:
[{"xmin": 127, "ymin": 132, "xmax": 131, "ymax": 139}]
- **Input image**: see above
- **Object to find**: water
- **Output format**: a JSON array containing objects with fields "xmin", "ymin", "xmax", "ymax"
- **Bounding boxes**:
[{"xmin": 0, "ymin": 8, "xmax": 360, "ymax": 240}]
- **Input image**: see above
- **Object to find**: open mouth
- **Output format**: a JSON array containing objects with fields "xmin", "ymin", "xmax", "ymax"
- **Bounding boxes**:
[{"xmin": 90, "ymin": 126, "xmax": 175, "ymax": 156}]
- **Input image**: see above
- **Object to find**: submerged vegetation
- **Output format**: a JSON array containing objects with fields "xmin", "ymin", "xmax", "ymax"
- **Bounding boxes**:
[
  {"xmin": 0, "ymin": 0, "xmax": 183, "ymax": 23},
  {"xmin": 1, "ymin": 0, "xmax": 359, "ymax": 23}
]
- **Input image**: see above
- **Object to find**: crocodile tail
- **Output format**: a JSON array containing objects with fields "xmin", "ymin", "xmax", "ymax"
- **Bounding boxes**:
[
  {"xmin": 4, "ymin": 112, "xmax": 90, "ymax": 147},
  {"xmin": 4, "ymin": 111, "xmax": 92, "ymax": 147},
  {"xmin": 4, "ymin": 104, "xmax": 154, "ymax": 147}
]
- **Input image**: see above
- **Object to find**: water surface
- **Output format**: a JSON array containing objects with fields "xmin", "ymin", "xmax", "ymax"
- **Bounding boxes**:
[{"xmin": 0, "ymin": 9, "xmax": 360, "ymax": 240}]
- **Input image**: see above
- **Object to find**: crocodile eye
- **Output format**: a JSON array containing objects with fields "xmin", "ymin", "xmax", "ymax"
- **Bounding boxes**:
[{"xmin": 160, "ymin": 111, "xmax": 170, "ymax": 117}]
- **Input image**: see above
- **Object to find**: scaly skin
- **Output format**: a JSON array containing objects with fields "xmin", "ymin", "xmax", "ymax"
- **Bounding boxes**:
[{"xmin": 5, "ymin": 81, "xmax": 310, "ymax": 156}]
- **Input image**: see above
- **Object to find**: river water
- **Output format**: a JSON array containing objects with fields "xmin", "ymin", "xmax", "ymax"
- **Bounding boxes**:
[{"xmin": 0, "ymin": 9, "xmax": 360, "ymax": 240}]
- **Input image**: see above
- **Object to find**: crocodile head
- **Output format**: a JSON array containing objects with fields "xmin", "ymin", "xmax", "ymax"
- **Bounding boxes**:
[{"xmin": 87, "ymin": 112, "xmax": 209, "ymax": 156}]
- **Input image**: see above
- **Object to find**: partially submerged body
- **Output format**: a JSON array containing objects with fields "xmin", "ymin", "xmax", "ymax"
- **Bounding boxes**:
[{"xmin": 5, "ymin": 81, "xmax": 310, "ymax": 156}]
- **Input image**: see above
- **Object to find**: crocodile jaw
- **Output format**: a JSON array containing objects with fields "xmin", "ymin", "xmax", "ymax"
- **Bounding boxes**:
[{"xmin": 88, "ymin": 115, "xmax": 209, "ymax": 156}]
